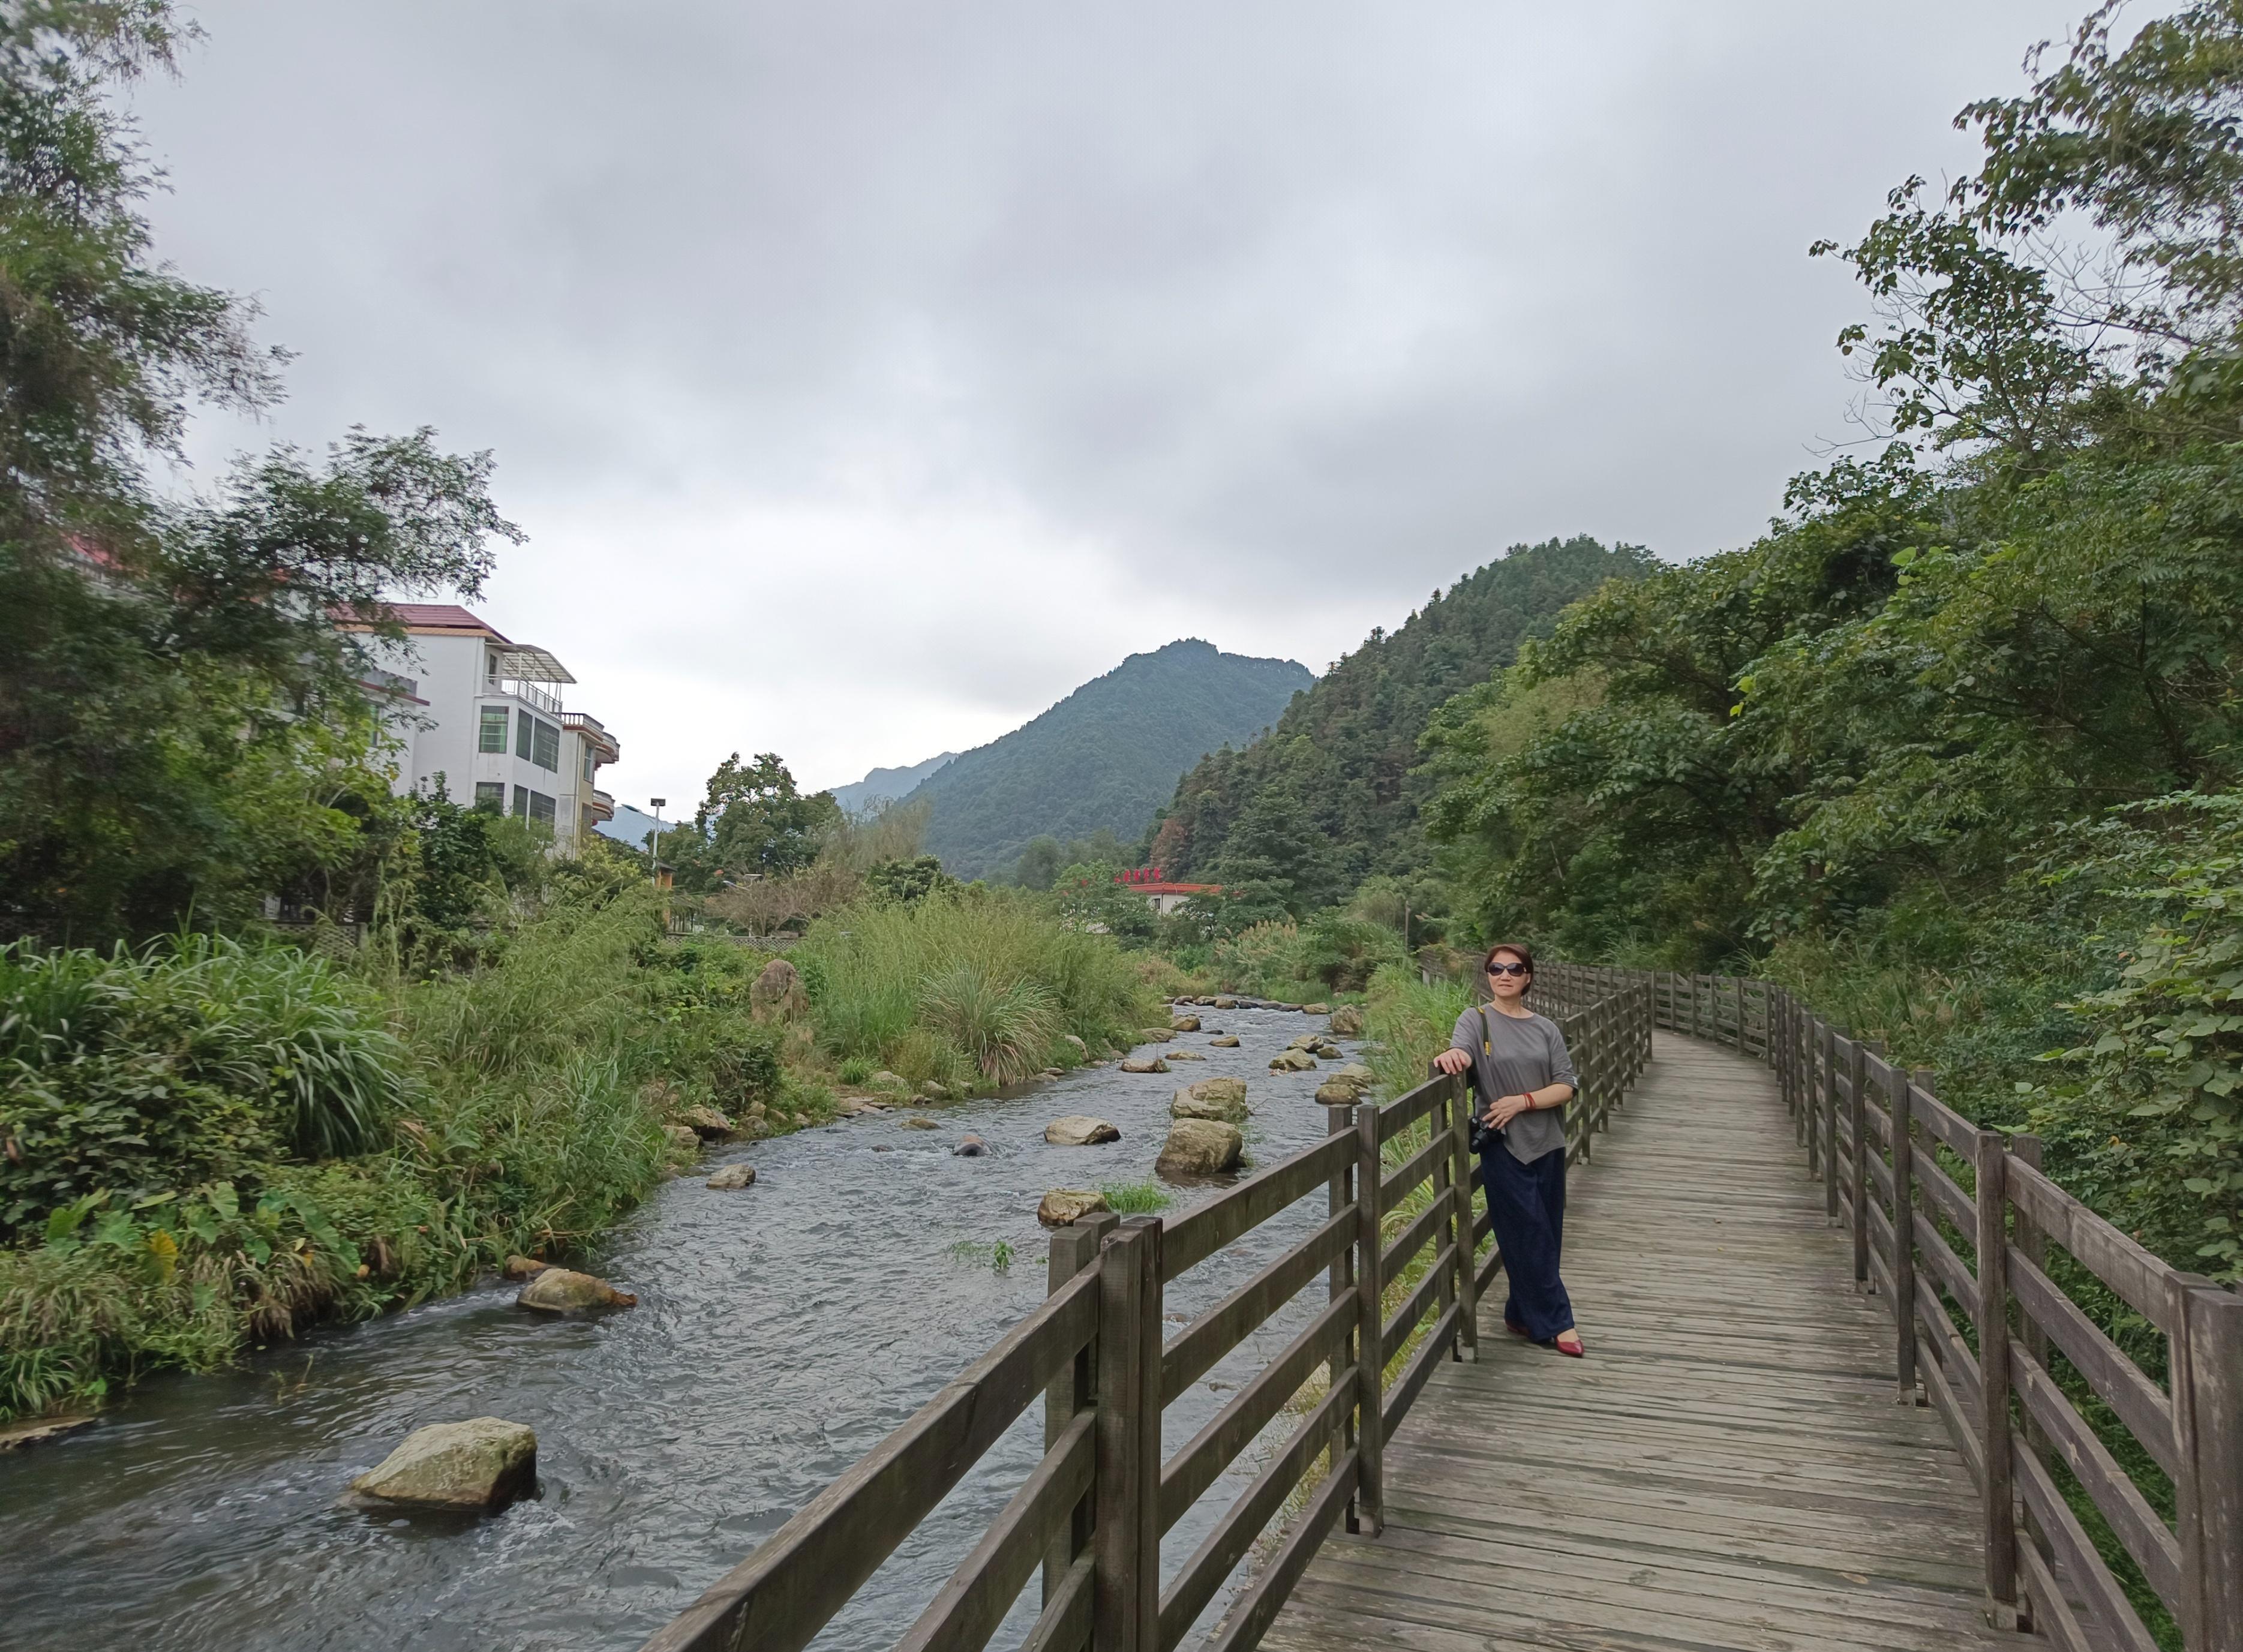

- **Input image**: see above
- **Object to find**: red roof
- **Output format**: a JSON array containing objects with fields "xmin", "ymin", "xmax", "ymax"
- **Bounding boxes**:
[
  {"xmin": 1126, "ymin": 882, "xmax": 1219, "ymax": 897},
  {"xmin": 379, "ymin": 603, "xmax": 512, "ymax": 641}
]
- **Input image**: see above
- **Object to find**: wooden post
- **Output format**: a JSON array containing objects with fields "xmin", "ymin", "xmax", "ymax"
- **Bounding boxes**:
[
  {"xmin": 1431, "ymin": 1079, "xmax": 1460, "ymax": 1355},
  {"xmin": 1973, "ymin": 1131, "xmax": 2018, "ymax": 1626},
  {"xmin": 1851, "ymin": 1041, "xmax": 1873, "ymax": 1289},
  {"xmin": 2173, "ymin": 1282, "xmax": 2243, "ymax": 1652},
  {"xmin": 1353, "ymin": 1102, "xmax": 1386, "ymax": 1536},
  {"xmin": 2010, "ymin": 1135, "xmax": 2049, "ymax": 1457},
  {"xmin": 1046, "ymin": 1212, "xmax": 1116, "ymax": 1603},
  {"xmin": 1734, "ymin": 975, "xmax": 1747, "ymax": 1052},
  {"xmin": 1449, "ymin": 1071, "xmax": 1479, "ymax": 1361},
  {"xmin": 1094, "ymin": 1217, "xmax": 1162, "ymax": 1652},
  {"xmin": 1888, "ymin": 1063, "xmax": 1920, "ymax": 1403},
  {"xmin": 1328, "ymin": 1104, "xmax": 1358, "ymax": 1480},
  {"xmin": 1833, "ymin": 1037, "xmax": 1858, "ymax": 1225}
]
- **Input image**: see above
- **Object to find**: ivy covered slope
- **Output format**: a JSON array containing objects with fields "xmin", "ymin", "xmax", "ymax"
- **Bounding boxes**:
[
  {"xmin": 1144, "ymin": 536, "xmax": 1653, "ymax": 912},
  {"xmin": 908, "ymin": 640, "xmax": 1312, "ymax": 881}
]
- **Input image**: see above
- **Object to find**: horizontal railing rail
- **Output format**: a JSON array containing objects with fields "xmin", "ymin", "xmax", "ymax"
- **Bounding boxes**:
[
  {"xmin": 1547, "ymin": 960, "xmax": 2243, "ymax": 1652},
  {"xmin": 638, "ymin": 978, "xmax": 1655, "ymax": 1652}
]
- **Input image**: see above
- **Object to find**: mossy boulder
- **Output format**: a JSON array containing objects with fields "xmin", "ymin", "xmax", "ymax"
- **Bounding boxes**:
[
  {"xmin": 349, "ymin": 1418, "xmax": 538, "ymax": 1511},
  {"xmin": 1037, "ymin": 1188, "xmax": 1110, "ymax": 1227},
  {"xmin": 1045, "ymin": 1115, "xmax": 1121, "ymax": 1146},
  {"xmin": 1155, "ymin": 1119, "xmax": 1244, "ymax": 1179},
  {"xmin": 517, "ymin": 1268, "xmax": 638, "ymax": 1312},
  {"xmin": 1170, "ymin": 1077, "xmax": 1250, "ymax": 1122},
  {"xmin": 1119, "ymin": 1056, "xmax": 1170, "ymax": 1074},
  {"xmin": 1328, "ymin": 1005, "xmax": 1365, "ymax": 1036}
]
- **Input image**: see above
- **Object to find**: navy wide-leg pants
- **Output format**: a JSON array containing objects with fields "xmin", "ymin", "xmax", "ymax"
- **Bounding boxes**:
[{"xmin": 1481, "ymin": 1142, "xmax": 1574, "ymax": 1341}]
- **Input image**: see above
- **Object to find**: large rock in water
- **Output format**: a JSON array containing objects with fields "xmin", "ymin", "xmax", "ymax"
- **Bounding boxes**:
[
  {"xmin": 1328, "ymin": 1005, "xmax": 1365, "ymax": 1037},
  {"xmin": 1169, "ymin": 1077, "xmax": 1250, "ymax": 1122},
  {"xmin": 1045, "ymin": 1115, "xmax": 1121, "ymax": 1146},
  {"xmin": 1301, "ymin": 1002, "xmax": 1331, "ymax": 1015},
  {"xmin": 349, "ymin": 1418, "xmax": 538, "ymax": 1510},
  {"xmin": 517, "ymin": 1267, "xmax": 638, "ymax": 1312},
  {"xmin": 1170, "ymin": 1014, "xmax": 1202, "ymax": 1033},
  {"xmin": 705, "ymin": 1162, "xmax": 758, "ymax": 1190},
  {"xmin": 1209, "ymin": 1035, "xmax": 1241, "ymax": 1048},
  {"xmin": 1037, "ymin": 1188, "xmax": 1110, "ymax": 1227},
  {"xmin": 1136, "ymin": 1028, "xmax": 1176, "ymax": 1044},
  {"xmin": 675, "ymin": 1105, "xmax": 733, "ymax": 1138},
  {"xmin": 1167, "ymin": 1050, "xmax": 1206, "ymax": 1062},
  {"xmin": 1268, "ymin": 1048, "xmax": 1317, "ymax": 1073},
  {"xmin": 1119, "ymin": 1056, "xmax": 1169, "ymax": 1074},
  {"xmin": 1213, "ymin": 997, "xmax": 1239, "ymax": 1010},
  {"xmin": 1157, "ymin": 1119, "xmax": 1244, "ymax": 1179}
]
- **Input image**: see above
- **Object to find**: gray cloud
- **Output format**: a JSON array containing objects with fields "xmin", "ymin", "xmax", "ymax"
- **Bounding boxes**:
[{"xmin": 134, "ymin": 0, "xmax": 2141, "ymax": 801}]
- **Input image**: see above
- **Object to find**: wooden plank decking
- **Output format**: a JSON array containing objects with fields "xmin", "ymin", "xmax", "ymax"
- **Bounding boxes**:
[{"xmin": 1260, "ymin": 1030, "xmax": 2020, "ymax": 1652}]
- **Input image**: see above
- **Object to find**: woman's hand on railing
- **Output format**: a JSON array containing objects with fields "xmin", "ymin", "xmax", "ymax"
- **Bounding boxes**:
[{"xmin": 1433, "ymin": 1047, "xmax": 1472, "ymax": 1077}]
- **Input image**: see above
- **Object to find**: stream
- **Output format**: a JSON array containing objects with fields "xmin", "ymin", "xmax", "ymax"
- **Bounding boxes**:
[{"xmin": 0, "ymin": 1005, "xmax": 1355, "ymax": 1652}]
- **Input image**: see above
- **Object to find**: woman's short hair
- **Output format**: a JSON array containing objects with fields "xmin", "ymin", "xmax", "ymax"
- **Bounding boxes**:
[{"xmin": 1484, "ymin": 942, "xmax": 1536, "ymax": 987}]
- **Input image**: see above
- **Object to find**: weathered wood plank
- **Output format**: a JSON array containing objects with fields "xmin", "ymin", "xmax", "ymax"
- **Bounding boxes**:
[
  {"xmin": 1162, "ymin": 1131, "xmax": 1353, "ymax": 1283},
  {"xmin": 1161, "ymin": 1208, "xmax": 1352, "ymax": 1402}
]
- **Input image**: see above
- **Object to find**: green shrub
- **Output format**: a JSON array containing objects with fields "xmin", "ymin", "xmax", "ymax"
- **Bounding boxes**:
[
  {"xmin": 1099, "ymin": 1180, "xmax": 1172, "ymax": 1215},
  {"xmin": 837, "ymin": 1055, "xmax": 876, "ymax": 1085},
  {"xmin": 1, "ymin": 936, "xmax": 409, "ymax": 1239}
]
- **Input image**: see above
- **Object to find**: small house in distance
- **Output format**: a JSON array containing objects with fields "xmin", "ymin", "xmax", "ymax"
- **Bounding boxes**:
[
  {"xmin": 1113, "ymin": 866, "xmax": 1218, "ymax": 916},
  {"xmin": 355, "ymin": 604, "xmax": 620, "ymax": 846}
]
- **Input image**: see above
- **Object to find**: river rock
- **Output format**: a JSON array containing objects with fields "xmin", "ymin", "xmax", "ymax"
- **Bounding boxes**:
[
  {"xmin": 1062, "ymin": 1034, "xmax": 1088, "ymax": 1056},
  {"xmin": 1310, "ymin": 1040, "xmax": 1343, "ymax": 1060},
  {"xmin": 1302, "ymin": 1002, "xmax": 1331, "ymax": 1015},
  {"xmin": 870, "ymin": 1071, "xmax": 907, "ymax": 1090},
  {"xmin": 349, "ymin": 1417, "xmax": 538, "ymax": 1511},
  {"xmin": 1119, "ymin": 1056, "xmax": 1169, "ymax": 1074},
  {"xmin": 953, "ymin": 1134, "xmax": 989, "ymax": 1157},
  {"xmin": 1167, "ymin": 1050, "xmax": 1206, "ymax": 1062},
  {"xmin": 750, "ymin": 957, "xmax": 809, "ymax": 1023},
  {"xmin": 1213, "ymin": 996, "xmax": 1238, "ymax": 1010},
  {"xmin": 517, "ymin": 1267, "xmax": 638, "ymax": 1312},
  {"xmin": 1170, "ymin": 1077, "xmax": 1250, "ymax": 1122},
  {"xmin": 1045, "ymin": 1115, "xmax": 1121, "ymax": 1146},
  {"xmin": 675, "ymin": 1105, "xmax": 733, "ymax": 1138},
  {"xmin": 1037, "ymin": 1188, "xmax": 1110, "ymax": 1227},
  {"xmin": 1328, "ymin": 1005, "xmax": 1365, "ymax": 1036},
  {"xmin": 920, "ymin": 1080, "xmax": 951, "ymax": 1100},
  {"xmin": 502, "ymin": 1254, "xmax": 554, "ymax": 1279},
  {"xmin": 0, "ymin": 1414, "xmax": 95, "ymax": 1451},
  {"xmin": 1170, "ymin": 1014, "xmax": 1201, "ymax": 1033},
  {"xmin": 1209, "ymin": 1035, "xmax": 1241, "ymax": 1047},
  {"xmin": 1155, "ymin": 1118, "xmax": 1244, "ymax": 1179},
  {"xmin": 705, "ymin": 1162, "xmax": 758, "ymax": 1190},
  {"xmin": 662, "ymin": 1124, "xmax": 701, "ymax": 1154},
  {"xmin": 1287, "ymin": 1034, "xmax": 1320, "ymax": 1050},
  {"xmin": 900, "ymin": 1116, "xmax": 940, "ymax": 1130},
  {"xmin": 1136, "ymin": 1028, "xmax": 1175, "ymax": 1044},
  {"xmin": 1269, "ymin": 1048, "xmax": 1317, "ymax": 1073},
  {"xmin": 1314, "ymin": 1077, "xmax": 1362, "ymax": 1105}
]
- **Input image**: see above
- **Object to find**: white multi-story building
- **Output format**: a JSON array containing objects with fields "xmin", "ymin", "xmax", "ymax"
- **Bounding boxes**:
[{"xmin": 360, "ymin": 604, "xmax": 620, "ymax": 845}]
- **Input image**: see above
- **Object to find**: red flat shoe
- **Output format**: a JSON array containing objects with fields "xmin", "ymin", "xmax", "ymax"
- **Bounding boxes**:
[{"xmin": 1553, "ymin": 1332, "xmax": 1586, "ymax": 1358}]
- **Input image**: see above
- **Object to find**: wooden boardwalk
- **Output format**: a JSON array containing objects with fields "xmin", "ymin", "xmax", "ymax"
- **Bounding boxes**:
[{"xmin": 1262, "ymin": 1030, "xmax": 2016, "ymax": 1652}]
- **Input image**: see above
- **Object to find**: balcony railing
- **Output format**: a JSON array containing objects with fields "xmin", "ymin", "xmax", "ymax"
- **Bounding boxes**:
[{"xmin": 495, "ymin": 678, "xmax": 563, "ymax": 716}]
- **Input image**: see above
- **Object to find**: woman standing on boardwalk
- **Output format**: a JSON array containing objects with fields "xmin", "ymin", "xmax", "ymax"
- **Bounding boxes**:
[{"xmin": 1432, "ymin": 943, "xmax": 1584, "ymax": 1356}]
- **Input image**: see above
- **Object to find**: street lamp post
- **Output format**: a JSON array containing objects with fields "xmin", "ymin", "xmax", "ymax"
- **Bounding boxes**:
[{"xmin": 648, "ymin": 798, "xmax": 666, "ymax": 888}]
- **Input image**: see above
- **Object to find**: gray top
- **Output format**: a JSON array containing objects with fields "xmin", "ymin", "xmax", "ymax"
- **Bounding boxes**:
[{"xmin": 1450, "ymin": 1005, "xmax": 1578, "ymax": 1164}]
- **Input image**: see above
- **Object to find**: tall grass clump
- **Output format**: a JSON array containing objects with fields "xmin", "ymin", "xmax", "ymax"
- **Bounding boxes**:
[
  {"xmin": 1361, "ymin": 963, "xmax": 1475, "ymax": 1099},
  {"xmin": 795, "ymin": 890, "xmax": 1158, "ymax": 1088}
]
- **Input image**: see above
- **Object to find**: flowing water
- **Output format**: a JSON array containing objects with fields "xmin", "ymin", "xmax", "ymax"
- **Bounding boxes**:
[{"xmin": 1, "ymin": 1005, "xmax": 1356, "ymax": 1652}]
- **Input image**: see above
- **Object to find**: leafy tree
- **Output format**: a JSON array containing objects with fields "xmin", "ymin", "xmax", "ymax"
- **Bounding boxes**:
[
  {"xmin": 1013, "ymin": 836, "xmax": 1062, "ymax": 890},
  {"xmin": 669, "ymin": 752, "xmax": 842, "ymax": 892},
  {"xmin": 866, "ymin": 855, "xmax": 958, "ymax": 905},
  {"xmin": 1051, "ymin": 861, "xmax": 1157, "ymax": 944},
  {"xmin": 0, "ymin": 2, "xmax": 518, "ymax": 942}
]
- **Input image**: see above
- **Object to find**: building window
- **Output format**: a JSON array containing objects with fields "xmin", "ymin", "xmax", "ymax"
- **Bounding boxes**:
[
  {"xmin": 473, "ymin": 781, "xmax": 505, "ymax": 813},
  {"xmin": 582, "ymin": 749, "xmax": 595, "ymax": 782},
  {"xmin": 516, "ymin": 708, "xmax": 533, "ymax": 759},
  {"xmin": 512, "ymin": 784, "xmax": 530, "ymax": 819},
  {"xmin": 478, "ymin": 707, "xmax": 509, "ymax": 753},
  {"xmin": 531, "ymin": 719, "xmax": 560, "ymax": 771},
  {"xmin": 528, "ymin": 790, "xmax": 557, "ymax": 826}
]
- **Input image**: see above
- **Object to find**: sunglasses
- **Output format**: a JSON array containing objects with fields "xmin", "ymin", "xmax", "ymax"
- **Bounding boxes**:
[{"xmin": 1486, "ymin": 962, "xmax": 1530, "ymax": 977}]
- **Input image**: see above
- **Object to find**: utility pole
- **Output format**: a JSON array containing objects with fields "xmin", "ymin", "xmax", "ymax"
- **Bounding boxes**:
[{"xmin": 648, "ymin": 798, "xmax": 665, "ymax": 888}]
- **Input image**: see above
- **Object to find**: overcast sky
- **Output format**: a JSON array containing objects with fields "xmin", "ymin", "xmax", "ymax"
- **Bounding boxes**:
[{"xmin": 132, "ymin": 1, "xmax": 2136, "ymax": 808}]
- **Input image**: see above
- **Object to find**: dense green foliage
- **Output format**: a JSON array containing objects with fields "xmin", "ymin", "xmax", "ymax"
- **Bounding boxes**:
[
  {"xmin": 668, "ymin": 752, "xmax": 844, "ymax": 893},
  {"xmin": 1418, "ymin": 4, "xmax": 2243, "ymax": 1281},
  {"xmin": 1145, "ymin": 537, "xmax": 1653, "ymax": 923},
  {"xmin": 908, "ymin": 639, "xmax": 1311, "ymax": 881},
  {"xmin": 791, "ymin": 891, "xmax": 1161, "ymax": 1089}
]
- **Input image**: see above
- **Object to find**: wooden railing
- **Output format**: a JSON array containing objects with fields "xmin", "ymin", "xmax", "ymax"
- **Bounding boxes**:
[
  {"xmin": 638, "ymin": 978, "xmax": 1653, "ymax": 1652},
  {"xmin": 1545, "ymin": 962, "xmax": 2243, "ymax": 1652}
]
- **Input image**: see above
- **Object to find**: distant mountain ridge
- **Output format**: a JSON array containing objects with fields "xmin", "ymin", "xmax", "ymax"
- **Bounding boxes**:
[
  {"xmin": 1145, "ymin": 536, "xmax": 1656, "ymax": 905},
  {"xmin": 830, "ymin": 752, "xmax": 956, "ymax": 815},
  {"xmin": 905, "ymin": 639, "xmax": 1313, "ymax": 879}
]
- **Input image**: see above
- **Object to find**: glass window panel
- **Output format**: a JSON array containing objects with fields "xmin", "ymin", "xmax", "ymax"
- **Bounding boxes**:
[
  {"xmin": 511, "ymin": 785, "xmax": 529, "ymax": 819},
  {"xmin": 531, "ymin": 719, "xmax": 560, "ymax": 771},
  {"xmin": 478, "ymin": 706, "xmax": 509, "ymax": 753},
  {"xmin": 516, "ymin": 709, "xmax": 533, "ymax": 759},
  {"xmin": 529, "ymin": 790, "xmax": 557, "ymax": 825},
  {"xmin": 473, "ymin": 781, "xmax": 505, "ymax": 813}
]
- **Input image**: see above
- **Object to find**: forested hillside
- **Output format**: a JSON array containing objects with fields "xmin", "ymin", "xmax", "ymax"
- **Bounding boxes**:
[
  {"xmin": 1143, "ymin": 536, "xmax": 1652, "ymax": 915},
  {"xmin": 1421, "ymin": 6, "xmax": 2243, "ymax": 1283},
  {"xmin": 909, "ymin": 639, "xmax": 1311, "ymax": 879}
]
